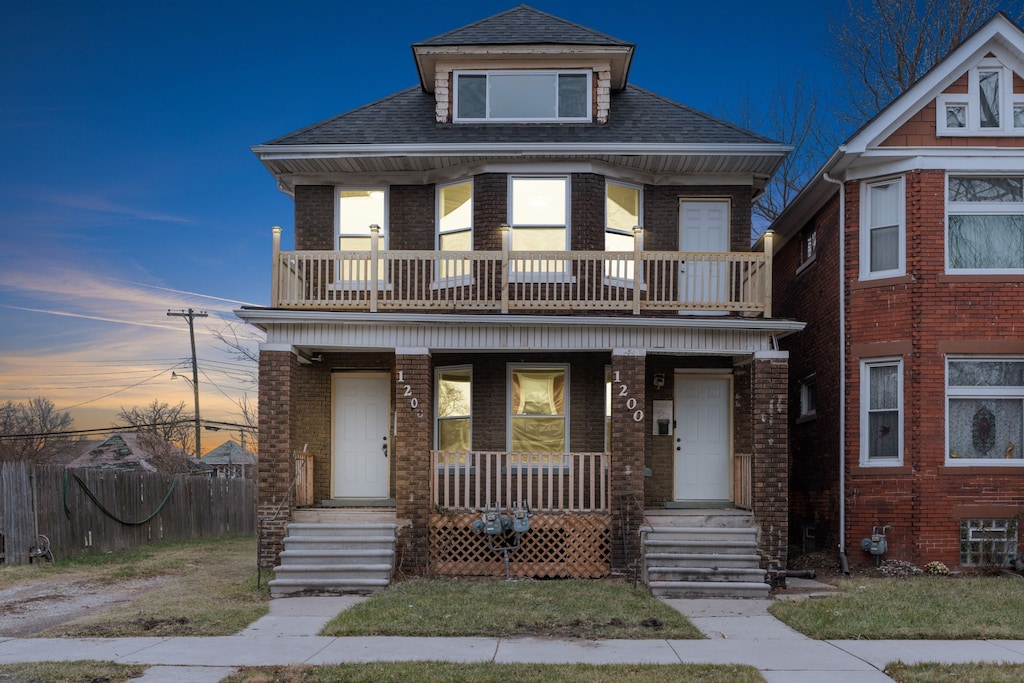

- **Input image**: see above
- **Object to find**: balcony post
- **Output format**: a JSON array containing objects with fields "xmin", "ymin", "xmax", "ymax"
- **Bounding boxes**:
[
  {"xmin": 369, "ymin": 224, "xmax": 380, "ymax": 313},
  {"xmin": 271, "ymin": 226, "xmax": 282, "ymax": 307},
  {"xmin": 632, "ymin": 226, "xmax": 643, "ymax": 315},
  {"xmin": 762, "ymin": 229, "xmax": 774, "ymax": 318},
  {"xmin": 500, "ymin": 225, "xmax": 510, "ymax": 314}
]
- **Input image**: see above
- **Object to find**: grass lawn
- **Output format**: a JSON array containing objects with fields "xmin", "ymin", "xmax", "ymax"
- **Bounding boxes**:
[
  {"xmin": 0, "ymin": 661, "xmax": 146, "ymax": 683},
  {"xmin": 770, "ymin": 575, "xmax": 1024, "ymax": 639},
  {"xmin": 320, "ymin": 576, "xmax": 703, "ymax": 639},
  {"xmin": 886, "ymin": 662, "xmax": 1024, "ymax": 682}
]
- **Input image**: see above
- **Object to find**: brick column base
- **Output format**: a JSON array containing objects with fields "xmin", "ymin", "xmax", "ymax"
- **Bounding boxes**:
[
  {"xmin": 394, "ymin": 351, "xmax": 433, "ymax": 575},
  {"xmin": 750, "ymin": 351, "xmax": 790, "ymax": 576},
  {"xmin": 610, "ymin": 349, "xmax": 646, "ymax": 572},
  {"xmin": 257, "ymin": 349, "xmax": 298, "ymax": 569}
]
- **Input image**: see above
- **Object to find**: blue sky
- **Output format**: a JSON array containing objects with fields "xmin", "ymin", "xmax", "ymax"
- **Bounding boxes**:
[{"xmin": 0, "ymin": 0, "xmax": 835, "ymax": 448}]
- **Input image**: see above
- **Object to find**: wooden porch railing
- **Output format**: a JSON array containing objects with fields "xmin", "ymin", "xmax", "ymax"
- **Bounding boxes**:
[
  {"xmin": 430, "ymin": 450, "xmax": 610, "ymax": 513},
  {"xmin": 270, "ymin": 227, "xmax": 774, "ymax": 316},
  {"xmin": 734, "ymin": 452, "xmax": 752, "ymax": 510}
]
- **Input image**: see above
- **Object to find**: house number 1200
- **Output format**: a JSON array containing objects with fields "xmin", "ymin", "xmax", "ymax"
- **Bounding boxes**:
[
  {"xmin": 611, "ymin": 371, "xmax": 644, "ymax": 422},
  {"xmin": 397, "ymin": 371, "xmax": 419, "ymax": 410}
]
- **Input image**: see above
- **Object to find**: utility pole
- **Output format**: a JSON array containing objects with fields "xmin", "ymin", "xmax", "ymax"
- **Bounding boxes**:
[{"xmin": 167, "ymin": 308, "xmax": 208, "ymax": 457}]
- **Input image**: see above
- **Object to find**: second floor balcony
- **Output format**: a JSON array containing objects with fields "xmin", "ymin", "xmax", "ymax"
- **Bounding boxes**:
[{"xmin": 270, "ymin": 227, "xmax": 774, "ymax": 317}]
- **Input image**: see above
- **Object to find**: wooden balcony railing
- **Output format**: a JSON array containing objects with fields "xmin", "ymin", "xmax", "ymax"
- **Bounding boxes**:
[
  {"xmin": 270, "ymin": 226, "xmax": 774, "ymax": 316},
  {"xmin": 431, "ymin": 450, "xmax": 610, "ymax": 513}
]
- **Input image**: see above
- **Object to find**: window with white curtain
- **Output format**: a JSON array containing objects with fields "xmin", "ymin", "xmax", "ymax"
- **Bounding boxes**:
[
  {"xmin": 508, "ymin": 365, "xmax": 568, "ymax": 460},
  {"xmin": 861, "ymin": 358, "xmax": 902, "ymax": 465},
  {"xmin": 861, "ymin": 178, "xmax": 904, "ymax": 279},
  {"xmin": 947, "ymin": 358, "xmax": 1024, "ymax": 464},
  {"xmin": 946, "ymin": 176, "xmax": 1024, "ymax": 273}
]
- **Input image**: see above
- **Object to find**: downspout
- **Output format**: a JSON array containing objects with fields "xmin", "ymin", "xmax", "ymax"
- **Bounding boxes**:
[{"xmin": 822, "ymin": 172, "xmax": 850, "ymax": 575}]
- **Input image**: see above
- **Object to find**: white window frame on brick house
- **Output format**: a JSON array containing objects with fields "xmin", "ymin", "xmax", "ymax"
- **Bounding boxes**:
[
  {"xmin": 860, "ymin": 358, "xmax": 903, "ymax": 466},
  {"xmin": 945, "ymin": 357, "xmax": 1024, "ymax": 466},
  {"xmin": 605, "ymin": 180, "xmax": 643, "ymax": 286},
  {"xmin": 945, "ymin": 175, "xmax": 1024, "ymax": 274},
  {"xmin": 435, "ymin": 179, "xmax": 473, "ymax": 287},
  {"xmin": 507, "ymin": 363, "xmax": 570, "ymax": 465},
  {"xmin": 435, "ymin": 365, "xmax": 472, "ymax": 456},
  {"xmin": 453, "ymin": 70, "xmax": 592, "ymax": 123},
  {"xmin": 937, "ymin": 59, "xmax": 1024, "ymax": 136},
  {"xmin": 508, "ymin": 176, "xmax": 571, "ymax": 280},
  {"xmin": 335, "ymin": 187, "xmax": 388, "ymax": 288},
  {"xmin": 860, "ymin": 177, "xmax": 905, "ymax": 280}
]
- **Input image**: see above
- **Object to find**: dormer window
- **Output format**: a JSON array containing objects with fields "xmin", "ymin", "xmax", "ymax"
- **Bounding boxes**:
[
  {"xmin": 937, "ymin": 59, "xmax": 1024, "ymax": 136},
  {"xmin": 454, "ymin": 71, "xmax": 591, "ymax": 122}
]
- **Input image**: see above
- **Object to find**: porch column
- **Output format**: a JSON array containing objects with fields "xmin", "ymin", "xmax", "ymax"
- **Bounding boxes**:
[
  {"xmin": 750, "ymin": 350, "xmax": 789, "ymax": 576},
  {"xmin": 610, "ymin": 349, "xmax": 646, "ymax": 572},
  {"xmin": 257, "ymin": 348, "xmax": 299, "ymax": 569},
  {"xmin": 394, "ymin": 349, "xmax": 433, "ymax": 574}
]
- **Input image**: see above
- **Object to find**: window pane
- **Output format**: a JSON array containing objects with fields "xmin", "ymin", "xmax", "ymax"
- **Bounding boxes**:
[
  {"xmin": 437, "ymin": 418, "xmax": 470, "ymax": 451},
  {"xmin": 339, "ymin": 190, "xmax": 385, "ymax": 235},
  {"xmin": 439, "ymin": 230, "xmax": 472, "ymax": 251},
  {"xmin": 558, "ymin": 74, "xmax": 588, "ymax": 118},
  {"xmin": 512, "ymin": 178, "xmax": 567, "ymax": 225},
  {"xmin": 946, "ymin": 104, "xmax": 966, "ymax": 128},
  {"xmin": 949, "ymin": 177, "xmax": 1023, "ymax": 202},
  {"xmin": 948, "ymin": 215, "xmax": 1024, "ymax": 269},
  {"xmin": 338, "ymin": 236, "xmax": 370, "ymax": 251},
  {"xmin": 513, "ymin": 227, "xmax": 567, "ymax": 251},
  {"xmin": 438, "ymin": 369, "xmax": 471, "ymax": 418},
  {"xmin": 979, "ymin": 70, "xmax": 1000, "ymax": 128},
  {"xmin": 870, "ymin": 226, "xmax": 899, "ymax": 272},
  {"xmin": 949, "ymin": 361, "xmax": 1024, "ymax": 387},
  {"xmin": 949, "ymin": 398, "xmax": 1023, "ymax": 459},
  {"xmin": 512, "ymin": 369, "xmax": 564, "ymax": 415},
  {"xmin": 457, "ymin": 75, "xmax": 486, "ymax": 119},
  {"xmin": 868, "ymin": 410, "xmax": 899, "ymax": 459},
  {"xmin": 439, "ymin": 181, "xmax": 472, "ymax": 234},
  {"xmin": 607, "ymin": 183, "xmax": 640, "ymax": 232},
  {"xmin": 605, "ymin": 231, "xmax": 634, "ymax": 252},
  {"xmin": 1015, "ymin": 104, "xmax": 1024, "ymax": 129},
  {"xmin": 511, "ymin": 417, "xmax": 565, "ymax": 452},
  {"xmin": 870, "ymin": 365, "xmax": 898, "ymax": 410},
  {"xmin": 869, "ymin": 182, "xmax": 899, "ymax": 226},
  {"xmin": 490, "ymin": 73, "xmax": 556, "ymax": 119}
]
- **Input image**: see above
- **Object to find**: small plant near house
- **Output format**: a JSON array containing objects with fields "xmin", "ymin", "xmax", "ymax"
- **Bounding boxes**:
[
  {"xmin": 923, "ymin": 561, "xmax": 949, "ymax": 575},
  {"xmin": 877, "ymin": 559, "xmax": 922, "ymax": 577}
]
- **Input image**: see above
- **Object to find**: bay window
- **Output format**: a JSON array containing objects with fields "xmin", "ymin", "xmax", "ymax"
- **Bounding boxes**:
[
  {"xmin": 946, "ymin": 176, "xmax": 1024, "ymax": 273},
  {"xmin": 947, "ymin": 358, "xmax": 1024, "ymax": 464}
]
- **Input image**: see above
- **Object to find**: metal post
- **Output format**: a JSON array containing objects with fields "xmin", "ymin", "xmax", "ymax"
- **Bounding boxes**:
[{"xmin": 168, "ymin": 308, "xmax": 208, "ymax": 456}]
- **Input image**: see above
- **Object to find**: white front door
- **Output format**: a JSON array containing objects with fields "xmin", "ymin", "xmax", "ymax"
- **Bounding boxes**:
[
  {"xmin": 674, "ymin": 376, "xmax": 731, "ymax": 501},
  {"xmin": 679, "ymin": 200, "xmax": 730, "ymax": 311},
  {"xmin": 332, "ymin": 373, "xmax": 390, "ymax": 498}
]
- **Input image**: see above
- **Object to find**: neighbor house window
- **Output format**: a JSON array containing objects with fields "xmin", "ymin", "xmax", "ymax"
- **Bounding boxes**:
[
  {"xmin": 605, "ymin": 181, "xmax": 641, "ymax": 282},
  {"xmin": 509, "ymin": 365, "xmax": 568, "ymax": 459},
  {"xmin": 946, "ymin": 358, "xmax": 1024, "ymax": 464},
  {"xmin": 454, "ymin": 71, "xmax": 591, "ymax": 122},
  {"xmin": 861, "ymin": 358, "xmax": 903, "ymax": 465},
  {"xmin": 437, "ymin": 180, "xmax": 473, "ymax": 282},
  {"xmin": 860, "ymin": 177, "xmax": 904, "ymax": 279},
  {"xmin": 799, "ymin": 375, "xmax": 817, "ymax": 419},
  {"xmin": 961, "ymin": 519, "xmax": 1018, "ymax": 566},
  {"xmin": 337, "ymin": 188, "xmax": 386, "ymax": 282},
  {"xmin": 946, "ymin": 176, "xmax": 1024, "ymax": 273},
  {"xmin": 937, "ymin": 60, "xmax": 1024, "ymax": 135},
  {"xmin": 436, "ymin": 367, "xmax": 472, "ymax": 452}
]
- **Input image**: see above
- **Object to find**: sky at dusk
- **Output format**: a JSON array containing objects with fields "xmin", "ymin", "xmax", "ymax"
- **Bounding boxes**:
[{"xmin": 0, "ymin": 0, "xmax": 837, "ymax": 452}]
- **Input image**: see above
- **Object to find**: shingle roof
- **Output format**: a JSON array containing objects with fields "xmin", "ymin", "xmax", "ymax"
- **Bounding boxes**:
[
  {"xmin": 413, "ymin": 4, "xmax": 633, "ymax": 48},
  {"xmin": 263, "ymin": 84, "xmax": 777, "ymax": 147}
]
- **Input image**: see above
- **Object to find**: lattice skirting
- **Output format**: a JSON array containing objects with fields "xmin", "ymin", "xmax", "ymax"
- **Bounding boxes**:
[{"xmin": 429, "ymin": 511, "xmax": 611, "ymax": 578}]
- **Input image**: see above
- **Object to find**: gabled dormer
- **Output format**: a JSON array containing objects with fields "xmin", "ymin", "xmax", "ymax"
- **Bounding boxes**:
[{"xmin": 412, "ymin": 5, "xmax": 635, "ymax": 124}]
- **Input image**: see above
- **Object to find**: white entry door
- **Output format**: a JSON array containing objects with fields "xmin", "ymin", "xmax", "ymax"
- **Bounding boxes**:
[
  {"xmin": 679, "ymin": 200, "xmax": 730, "ymax": 310},
  {"xmin": 333, "ymin": 373, "xmax": 390, "ymax": 499},
  {"xmin": 674, "ymin": 376, "xmax": 731, "ymax": 501}
]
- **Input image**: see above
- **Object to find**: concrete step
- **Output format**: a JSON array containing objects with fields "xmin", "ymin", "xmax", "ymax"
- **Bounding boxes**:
[
  {"xmin": 281, "ymin": 535, "xmax": 397, "ymax": 551},
  {"xmin": 647, "ymin": 566, "xmax": 767, "ymax": 584},
  {"xmin": 268, "ymin": 577, "xmax": 390, "ymax": 597},
  {"xmin": 644, "ymin": 510, "xmax": 755, "ymax": 529},
  {"xmin": 285, "ymin": 522, "xmax": 398, "ymax": 537},
  {"xmin": 292, "ymin": 509, "xmax": 397, "ymax": 524},
  {"xmin": 272, "ymin": 563, "xmax": 393, "ymax": 582},
  {"xmin": 278, "ymin": 548, "xmax": 395, "ymax": 566},
  {"xmin": 644, "ymin": 538, "xmax": 758, "ymax": 555},
  {"xmin": 649, "ymin": 580, "xmax": 770, "ymax": 599},
  {"xmin": 643, "ymin": 552, "xmax": 762, "ymax": 569}
]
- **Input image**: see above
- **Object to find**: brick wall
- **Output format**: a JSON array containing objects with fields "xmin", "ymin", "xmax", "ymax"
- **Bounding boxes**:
[
  {"xmin": 570, "ymin": 173, "xmax": 604, "ymax": 252},
  {"xmin": 257, "ymin": 349, "xmax": 298, "ymax": 568},
  {"xmin": 390, "ymin": 185, "xmax": 434, "ymax": 250},
  {"xmin": 394, "ymin": 352, "xmax": 433, "ymax": 573},
  {"xmin": 474, "ymin": 174, "xmax": 508, "ymax": 251},
  {"xmin": 749, "ymin": 353, "xmax": 789, "ymax": 573},
  {"xmin": 294, "ymin": 186, "xmax": 334, "ymax": 250},
  {"xmin": 644, "ymin": 185, "xmax": 754, "ymax": 252},
  {"xmin": 609, "ymin": 350, "xmax": 646, "ymax": 569}
]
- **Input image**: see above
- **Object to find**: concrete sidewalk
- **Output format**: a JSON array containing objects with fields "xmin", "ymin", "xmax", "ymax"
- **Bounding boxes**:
[{"xmin": 3, "ymin": 594, "xmax": 1024, "ymax": 682}]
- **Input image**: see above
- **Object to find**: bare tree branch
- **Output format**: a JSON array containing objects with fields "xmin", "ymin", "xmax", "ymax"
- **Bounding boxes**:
[
  {"xmin": 116, "ymin": 400, "xmax": 195, "ymax": 455},
  {"xmin": 0, "ymin": 397, "xmax": 75, "ymax": 462}
]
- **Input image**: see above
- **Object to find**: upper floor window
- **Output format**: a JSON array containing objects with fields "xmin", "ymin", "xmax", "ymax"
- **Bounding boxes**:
[
  {"xmin": 605, "ymin": 181, "xmax": 642, "ymax": 282},
  {"xmin": 454, "ymin": 71, "xmax": 591, "ymax": 122},
  {"xmin": 947, "ymin": 358, "xmax": 1024, "ymax": 465},
  {"xmin": 937, "ymin": 60, "xmax": 1024, "ymax": 136},
  {"xmin": 860, "ymin": 177, "xmax": 905, "ymax": 280},
  {"xmin": 947, "ymin": 176, "xmax": 1024, "ymax": 273},
  {"xmin": 437, "ymin": 180, "xmax": 473, "ymax": 251},
  {"xmin": 860, "ymin": 358, "xmax": 903, "ymax": 466},
  {"xmin": 509, "ymin": 176, "xmax": 569, "ymax": 251},
  {"xmin": 337, "ymin": 189, "xmax": 386, "ymax": 282}
]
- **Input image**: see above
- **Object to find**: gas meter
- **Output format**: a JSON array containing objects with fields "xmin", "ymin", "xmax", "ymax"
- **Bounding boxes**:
[{"xmin": 512, "ymin": 501, "xmax": 533, "ymax": 534}]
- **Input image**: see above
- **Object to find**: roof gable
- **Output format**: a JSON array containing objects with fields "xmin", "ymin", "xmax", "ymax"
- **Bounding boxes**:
[{"xmin": 414, "ymin": 5, "xmax": 632, "ymax": 48}]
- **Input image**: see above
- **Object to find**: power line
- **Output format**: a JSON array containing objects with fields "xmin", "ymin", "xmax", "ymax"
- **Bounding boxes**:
[
  {"xmin": 0, "ymin": 418, "xmax": 257, "ymax": 441},
  {"xmin": 59, "ymin": 362, "xmax": 187, "ymax": 410}
]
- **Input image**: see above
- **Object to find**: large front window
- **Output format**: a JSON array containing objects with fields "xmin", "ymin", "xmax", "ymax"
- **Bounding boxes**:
[
  {"xmin": 947, "ymin": 358, "xmax": 1024, "ymax": 464},
  {"xmin": 947, "ymin": 176, "xmax": 1024, "ymax": 273},
  {"xmin": 861, "ymin": 358, "xmax": 902, "ymax": 465},
  {"xmin": 436, "ymin": 367, "xmax": 472, "ymax": 452},
  {"xmin": 509, "ymin": 365, "xmax": 567, "ymax": 456},
  {"xmin": 861, "ymin": 178, "xmax": 904, "ymax": 279},
  {"xmin": 454, "ymin": 71, "xmax": 591, "ymax": 122}
]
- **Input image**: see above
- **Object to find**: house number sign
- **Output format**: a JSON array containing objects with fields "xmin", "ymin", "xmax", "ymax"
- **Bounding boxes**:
[
  {"xmin": 396, "ymin": 370, "xmax": 424, "ymax": 418},
  {"xmin": 611, "ymin": 371, "xmax": 645, "ymax": 422}
]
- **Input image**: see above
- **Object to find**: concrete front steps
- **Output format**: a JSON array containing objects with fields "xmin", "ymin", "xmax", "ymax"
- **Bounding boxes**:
[
  {"xmin": 269, "ymin": 509, "xmax": 398, "ymax": 598},
  {"xmin": 642, "ymin": 509, "xmax": 769, "ymax": 599}
]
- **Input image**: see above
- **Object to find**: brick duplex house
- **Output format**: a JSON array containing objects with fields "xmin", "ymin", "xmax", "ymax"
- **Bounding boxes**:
[
  {"xmin": 238, "ymin": 5, "xmax": 800, "ymax": 596},
  {"xmin": 771, "ymin": 14, "xmax": 1024, "ymax": 569}
]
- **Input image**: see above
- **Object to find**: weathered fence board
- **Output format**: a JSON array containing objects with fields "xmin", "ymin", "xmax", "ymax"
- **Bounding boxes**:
[{"xmin": 0, "ymin": 463, "xmax": 255, "ymax": 565}]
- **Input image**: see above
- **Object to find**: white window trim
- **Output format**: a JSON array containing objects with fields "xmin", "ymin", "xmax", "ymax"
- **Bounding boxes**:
[
  {"xmin": 333, "ymin": 187, "xmax": 388, "ymax": 289},
  {"xmin": 435, "ymin": 179, "xmax": 474, "ymax": 289},
  {"xmin": 937, "ymin": 59, "xmax": 1024, "ymax": 136},
  {"xmin": 860, "ymin": 357, "xmax": 904, "ymax": 466},
  {"xmin": 945, "ymin": 356, "xmax": 1024, "ymax": 466},
  {"xmin": 859, "ymin": 176, "xmax": 906, "ymax": 280},
  {"xmin": 604, "ymin": 180, "xmax": 645, "ymax": 289},
  {"xmin": 507, "ymin": 363, "xmax": 570, "ymax": 455},
  {"xmin": 945, "ymin": 173, "xmax": 1024, "ymax": 275},
  {"xmin": 453, "ymin": 70, "xmax": 592, "ymax": 123},
  {"xmin": 434, "ymin": 365, "xmax": 472, "ymax": 453},
  {"xmin": 508, "ymin": 176, "xmax": 572, "ymax": 282}
]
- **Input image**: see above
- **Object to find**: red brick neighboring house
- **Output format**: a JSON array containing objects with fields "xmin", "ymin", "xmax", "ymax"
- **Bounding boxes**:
[
  {"xmin": 238, "ymin": 5, "xmax": 800, "ymax": 595},
  {"xmin": 771, "ymin": 14, "xmax": 1024, "ymax": 570}
]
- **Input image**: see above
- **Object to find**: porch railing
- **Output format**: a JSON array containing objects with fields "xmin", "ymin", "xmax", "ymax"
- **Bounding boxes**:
[
  {"xmin": 430, "ymin": 450, "xmax": 610, "ymax": 513},
  {"xmin": 734, "ymin": 452, "xmax": 752, "ymax": 510},
  {"xmin": 270, "ymin": 227, "xmax": 773, "ymax": 316}
]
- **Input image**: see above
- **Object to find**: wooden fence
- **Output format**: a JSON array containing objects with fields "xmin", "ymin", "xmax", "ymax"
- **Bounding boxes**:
[{"xmin": 0, "ymin": 462, "xmax": 255, "ymax": 565}]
